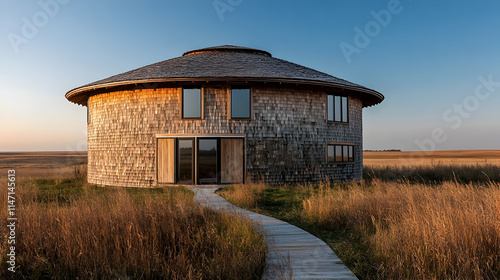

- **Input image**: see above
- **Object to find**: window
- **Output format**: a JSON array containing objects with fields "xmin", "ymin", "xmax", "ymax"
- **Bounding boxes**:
[
  {"xmin": 327, "ymin": 144, "xmax": 354, "ymax": 163},
  {"xmin": 182, "ymin": 87, "xmax": 202, "ymax": 119},
  {"xmin": 327, "ymin": 94, "xmax": 348, "ymax": 122},
  {"xmin": 231, "ymin": 87, "xmax": 251, "ymax": 119}
]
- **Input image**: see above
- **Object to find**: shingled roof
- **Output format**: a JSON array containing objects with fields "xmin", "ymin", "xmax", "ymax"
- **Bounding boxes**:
[{"xmin": 65, "ymin": 45, "xmax": 383, "ymax": 106}]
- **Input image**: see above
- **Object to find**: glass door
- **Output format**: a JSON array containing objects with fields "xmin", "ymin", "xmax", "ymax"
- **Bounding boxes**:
[
  {"xmin": 177, "ymin": 138, "xmax": 194, "ymax": 184},
  {"xmin": 197, "ymin": 139, "xmax": 218, "ymax": 184}
]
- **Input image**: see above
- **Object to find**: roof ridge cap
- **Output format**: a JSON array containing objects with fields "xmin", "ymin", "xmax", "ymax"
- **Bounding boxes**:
[{"xmin": 183, "ymin": 45, "xmax": 272, "ymax": 57}]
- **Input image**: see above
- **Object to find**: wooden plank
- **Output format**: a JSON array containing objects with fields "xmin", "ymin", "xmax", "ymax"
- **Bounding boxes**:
[
  {"xmin": 220, "ymin": 138, "xmax": 244, "ymax": 183},
  {"xmin": 191, "ymin": 186, "xmax": 358, "ymax": 280},
  {"xmin": 157, "ymin": 138, "xmax": 175, "ymax": 183}
]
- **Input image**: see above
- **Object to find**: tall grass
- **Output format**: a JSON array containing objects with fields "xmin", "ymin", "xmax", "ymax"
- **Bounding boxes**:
[
  {"xmin": 364, "ymin": 163, "xmax": 500, "ymax": 184},
  {"xmin": 220, "ymin": 174, "xmax": 500, "ymax": 279},
  {"xmin": 220, "ymin": 181, "xmax": 267, "ymax": 209},
  {"xmin": 0, "ymin": 177, "xmax": 267, "ymax": 279},
  {"xmin": 303, "ymin": 180, "xmax": 500, "ymax": 279}
]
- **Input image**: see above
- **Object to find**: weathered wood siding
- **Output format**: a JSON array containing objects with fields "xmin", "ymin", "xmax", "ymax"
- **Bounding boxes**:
[{"xmin": 87, "ymin": 85, "xmax": 363, "ymax": 187}]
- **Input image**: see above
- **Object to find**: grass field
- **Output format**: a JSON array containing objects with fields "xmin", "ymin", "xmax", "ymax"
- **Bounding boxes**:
[
  {"xmin": 220, "ymin": 150, "xmax": 500, "ymax": 280},
  {"xmin": 0, "ymin": 152, "xmax": 87, "ymax": 178},
  {"xmin": 364, "ymin": 150, "xmax": 500, "ymax": 166},
  {"xmin": 3, "ymin": 150, "xmax": 499, "ymax": 279},
  {"xmin": 364, "ymin": 150, "xmax": 500, "ymax": 184},
  {"xmin": 0, "ymin": 152, "xmax": 267, "ymax": 279}
]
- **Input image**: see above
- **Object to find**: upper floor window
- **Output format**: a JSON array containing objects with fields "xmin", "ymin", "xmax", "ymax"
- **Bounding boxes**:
[
  {"xmin": 327, "ymin": 144, "xmax": 354, "ymax": 163},
  {"xmin": 231, "ymin": 87, "xmax": 251, "ymax": 119},
  {"xmin": 182, "ymin": 87, "xmax": 202, "ymax": 119},
  {"xmin": 327, "ymin": 94, "xmax": 348, "ymax": 123}
]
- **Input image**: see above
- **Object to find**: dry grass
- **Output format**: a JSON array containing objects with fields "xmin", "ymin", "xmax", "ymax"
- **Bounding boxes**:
[
  {"xmin": 222, "ymin": 181, "xmax": 267, "ymax": 209},
  {"xmin": 364, "ymin": 163, "xmax": 500, "ymax": 184},
  {"xmin": 0, "ymin": 176, "xmax": 267, "ymax": 279},
  {"xmin": 4, "ymin": 150, "xmax": 499, "ymax": 278},
  {"xmin": 302, "ymin": 180, "xmax": 500, "ymax": 279},
  {"xmin": 220, "ymin": 153, "xmax": 500, "ymax": 279},
  {"xmin": 0, "ymin": 152, "xmax": 87, "ymax": 179},
  {"xmin": 364, "ymin": 150, "xmax": 500, "ymax": 167},
  {"xmin": 364, "ymin": 150, "xmax": 500, "ymax": 184}
]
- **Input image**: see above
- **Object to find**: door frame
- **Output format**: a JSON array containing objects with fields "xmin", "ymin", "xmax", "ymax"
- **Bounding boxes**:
[{"xmin": 156, "ymin": 134, "xmax": 246, "ymax": 185}]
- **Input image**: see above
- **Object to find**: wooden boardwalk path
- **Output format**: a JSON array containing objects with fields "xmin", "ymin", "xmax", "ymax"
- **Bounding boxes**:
[{"xmin": 190, "ymin": 186, "xmax": 358, "ymax": 280}]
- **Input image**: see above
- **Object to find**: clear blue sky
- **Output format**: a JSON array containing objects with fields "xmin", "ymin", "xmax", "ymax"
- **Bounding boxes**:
[{"xmin": 1, "ymin": 0, "xmax": 499, "ymax": 152}]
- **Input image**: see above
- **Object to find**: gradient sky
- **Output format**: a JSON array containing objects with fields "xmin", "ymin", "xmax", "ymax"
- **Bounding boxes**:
[{"xmin": 1, "ymin": 0, "xmax": 499, "ymax": 152}]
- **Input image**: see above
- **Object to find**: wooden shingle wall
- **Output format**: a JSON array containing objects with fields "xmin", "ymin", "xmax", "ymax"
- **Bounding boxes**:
[{"xmin": 87, "ymin": 85, "xmax": 363, "ymax": 187}]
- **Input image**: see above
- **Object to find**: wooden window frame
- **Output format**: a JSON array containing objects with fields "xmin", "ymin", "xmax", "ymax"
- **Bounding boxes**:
[
  {"xmin": 326, "ymin": 93, "xmax": 349, "ymax": 123},
  {"xmin": 181, "ymin": 87, "xmax": 204, "ymax": 119},
  {"xmin": 326, "ymin": 142, "xmax": 355, "ymax": 163},
  {"xmin": 229, "ymin": 86, "xmax": 252, "ymax": 120}
]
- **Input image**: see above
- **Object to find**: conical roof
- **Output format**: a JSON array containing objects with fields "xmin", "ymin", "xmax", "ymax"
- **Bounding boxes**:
[{"xmin": 65, "ymin": 45, "xmax": 383, "ymax": 106}]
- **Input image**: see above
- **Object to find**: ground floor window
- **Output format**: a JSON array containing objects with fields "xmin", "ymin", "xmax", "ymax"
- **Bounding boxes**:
[{"xmin": 327, "ymin": 143, "xmax": 354, "ymax": 163}]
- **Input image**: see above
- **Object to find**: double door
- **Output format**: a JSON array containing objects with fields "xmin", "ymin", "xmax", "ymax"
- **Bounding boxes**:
[{"xmin": 157, "ymin": 137, "xmax": 244, "ymax": 185}]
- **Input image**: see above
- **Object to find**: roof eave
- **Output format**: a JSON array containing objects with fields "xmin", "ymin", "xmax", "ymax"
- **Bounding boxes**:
[{"xmin": 66, "ymin": 77, "xmax": 384, "ymax": 107}]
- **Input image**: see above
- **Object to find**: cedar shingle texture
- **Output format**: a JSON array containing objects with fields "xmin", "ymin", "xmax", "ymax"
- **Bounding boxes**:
[{"xmin": 66, "ymin": 45, "xmax": 383, "ymax": 106}]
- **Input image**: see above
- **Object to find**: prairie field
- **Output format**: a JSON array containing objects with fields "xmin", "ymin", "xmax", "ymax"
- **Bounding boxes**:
[
  {"xmin": 3, "ymin": 150, "xmax": 500, "ymax": 279},
  {"xmin": 0, "ymin": 152, "xmax": 267, "ymax": 279},
  {"xmin": 0, "ymin": 152, "xmax": 87, "ymax": 179},
  {"xmin": 364, "ymin": 150, "xmax": 500, "ymax": 184},
  {"xmin": 364, "ymin": 149, "xmax": 500, "ymax": 167},
  {"xmin": 220, "ymin": 150, "xmax": 500, "ymax": 279}
]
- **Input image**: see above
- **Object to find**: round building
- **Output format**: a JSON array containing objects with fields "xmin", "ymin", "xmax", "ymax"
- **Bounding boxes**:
[{"xmin": 65, "ymin": 45, "xmax": 384, "ymax": 187}]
